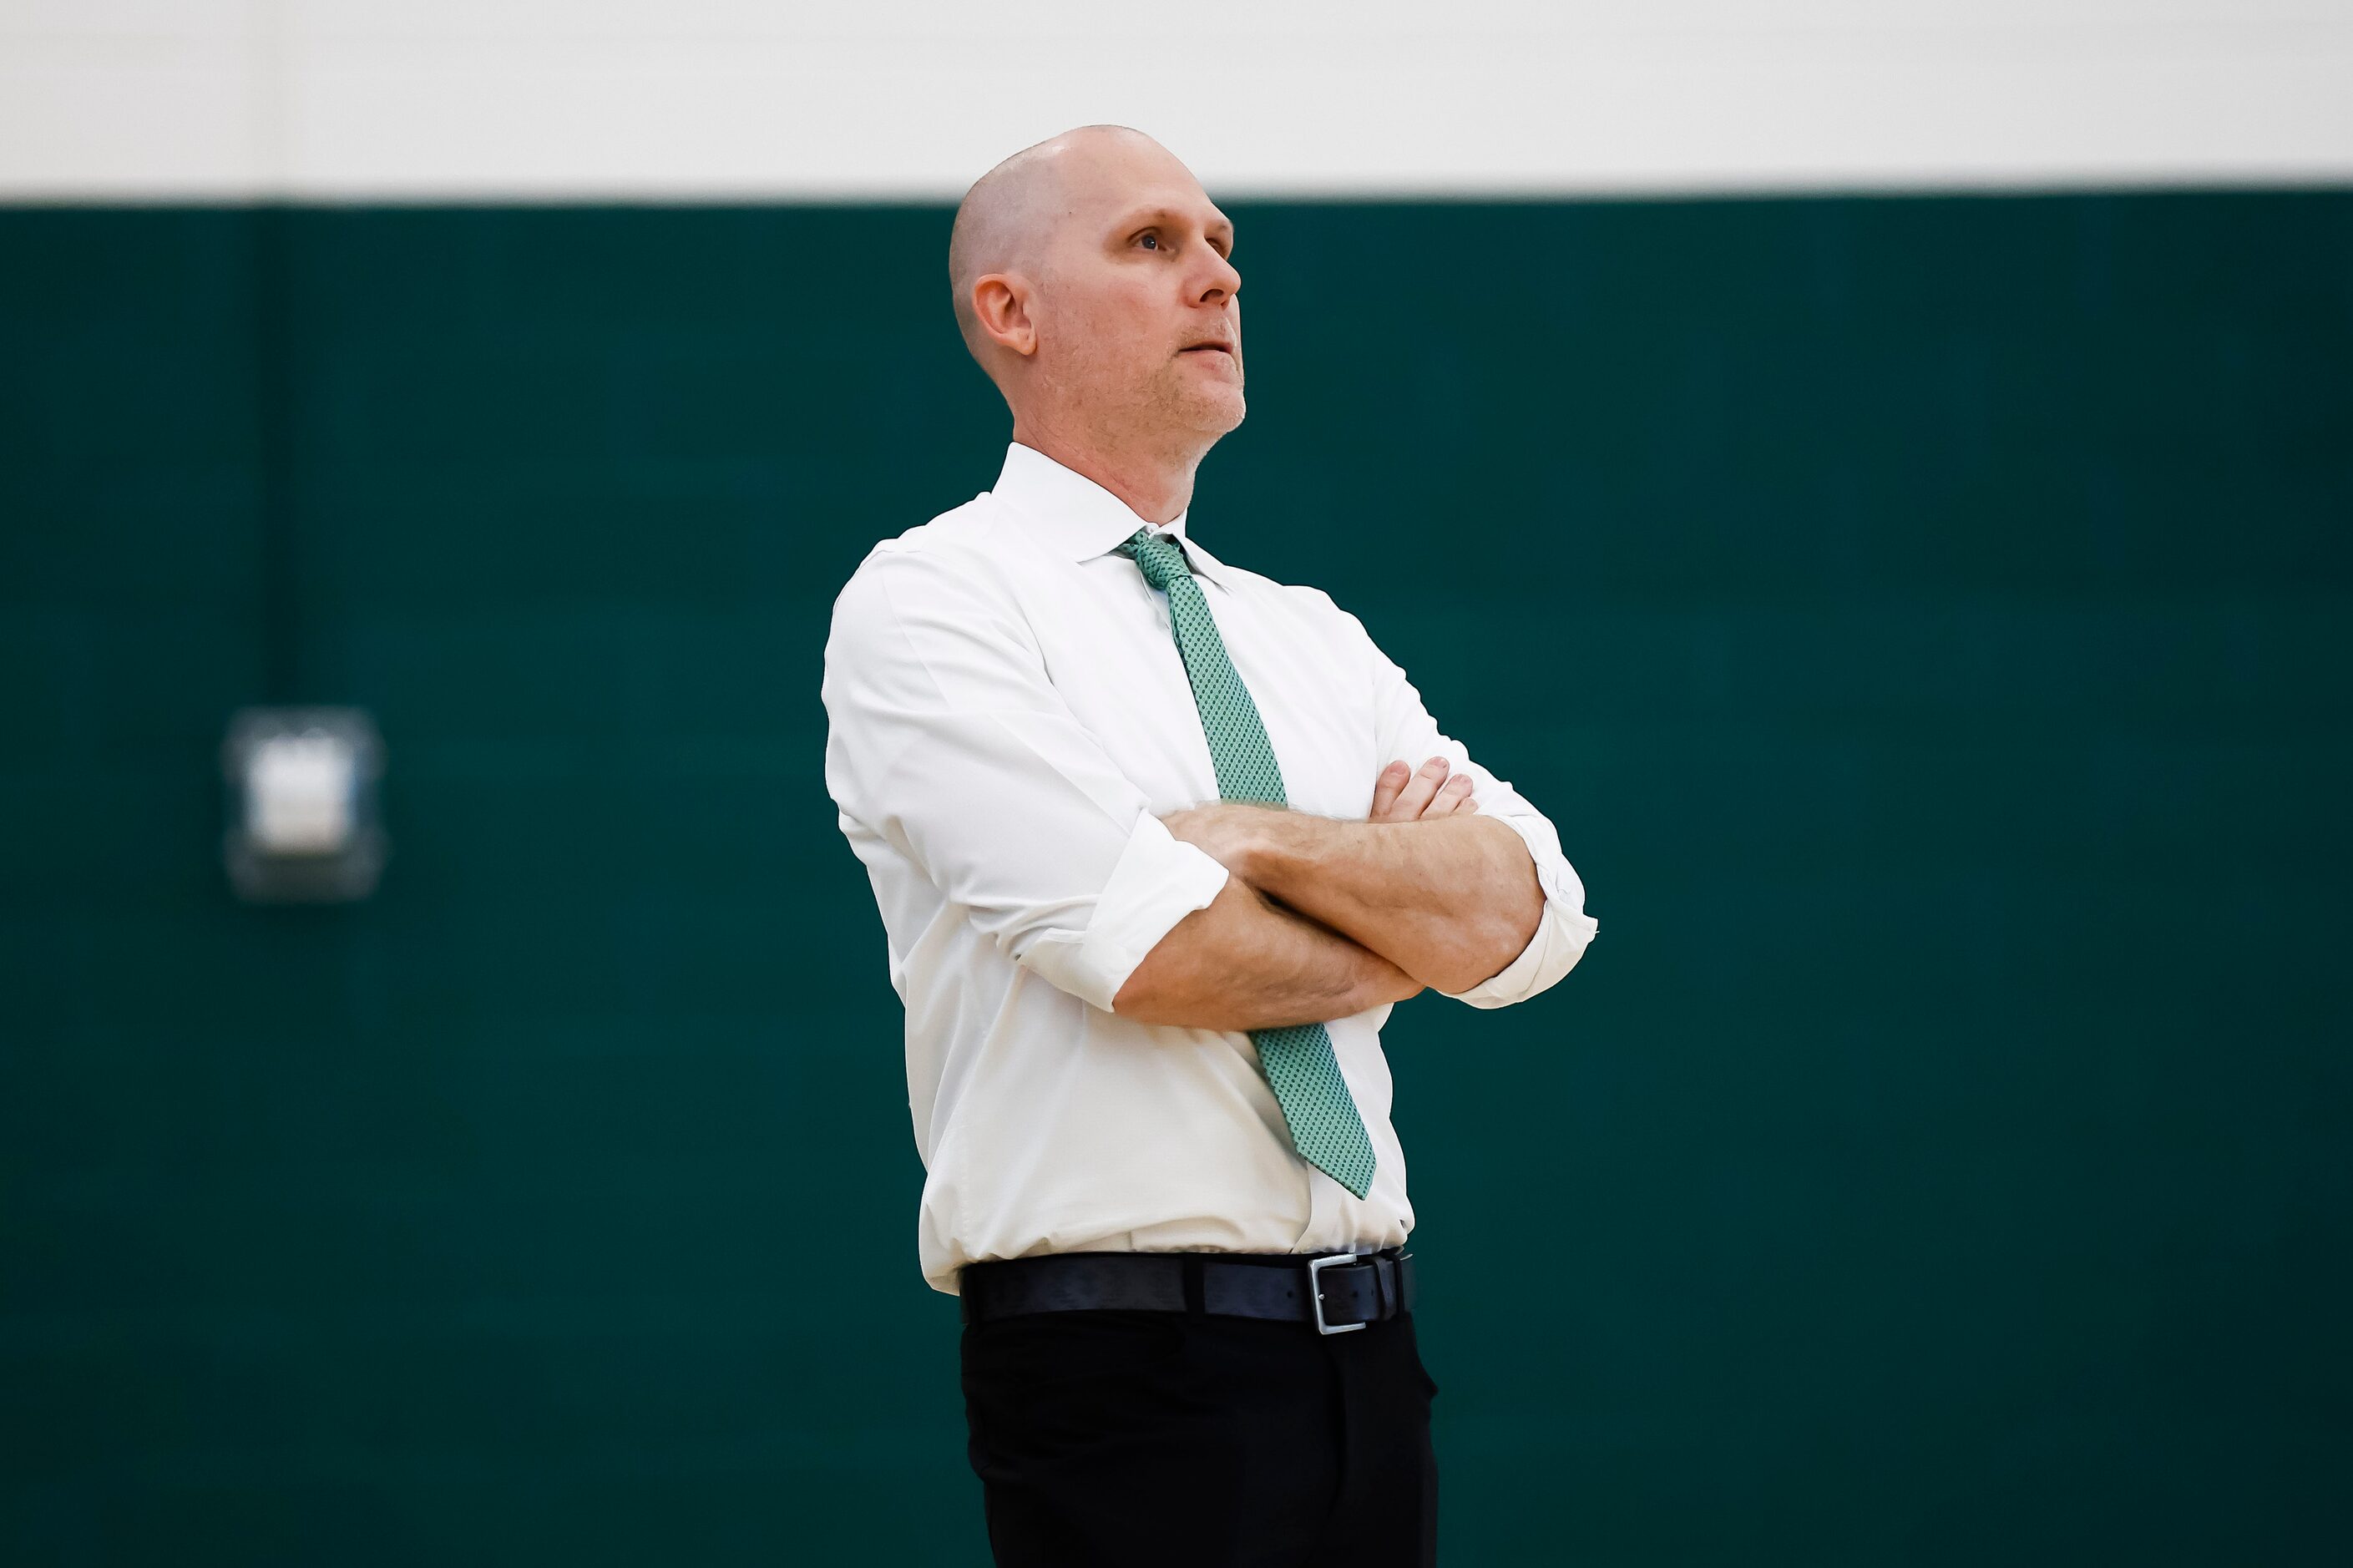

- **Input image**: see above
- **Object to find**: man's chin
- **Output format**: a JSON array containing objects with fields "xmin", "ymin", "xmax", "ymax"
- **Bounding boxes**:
[{"xmin": 1187, "ymin": 387, "xmax": 1247, "ymax": 438}]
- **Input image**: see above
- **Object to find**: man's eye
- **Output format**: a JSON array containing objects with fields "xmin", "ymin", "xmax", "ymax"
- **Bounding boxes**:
[{"xmin": 1139, "ymin": 233, "xmax": 1161, "ymax": 250}]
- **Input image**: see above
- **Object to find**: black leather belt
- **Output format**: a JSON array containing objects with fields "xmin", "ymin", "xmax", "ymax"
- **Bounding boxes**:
[{"xmin": 958, "ymin": 1247, "xmax": 1415, "ymax": 1336}]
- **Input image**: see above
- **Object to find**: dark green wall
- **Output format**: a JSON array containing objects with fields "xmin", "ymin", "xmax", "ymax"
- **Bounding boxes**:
[{"xmin": 3, "ymin": 193, "xmax": 2348, "ymax": 1565}]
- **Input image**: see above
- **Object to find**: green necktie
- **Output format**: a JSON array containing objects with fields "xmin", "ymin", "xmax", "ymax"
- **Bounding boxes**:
[{"xmin": 1116, "ymin": 527, "xmax": 1379, "ymax": 1200}]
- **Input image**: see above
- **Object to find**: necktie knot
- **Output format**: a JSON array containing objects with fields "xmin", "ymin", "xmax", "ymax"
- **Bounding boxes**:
[{"xmin": 1116, "ymin": 528, "xmax": 1192, "ymax": 593}]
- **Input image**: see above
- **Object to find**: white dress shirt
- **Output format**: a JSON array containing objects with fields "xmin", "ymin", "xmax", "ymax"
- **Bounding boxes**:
[{"xmin": 822, "ymin": 442, "xmax": 1599, "ymax": 1294}]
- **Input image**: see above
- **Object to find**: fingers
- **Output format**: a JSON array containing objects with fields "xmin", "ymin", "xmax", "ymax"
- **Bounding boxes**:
[
  {"xmin": 1429, "ymin": 770, "xmax": 1478, "ymax": 817},
  {"xmin": 1394, "ymin": 755, "xmax": 1455, "ymax": 818},
  {"xmin": 1374, "ymin": 755, "xmax": 1480, "ymax": 821}
]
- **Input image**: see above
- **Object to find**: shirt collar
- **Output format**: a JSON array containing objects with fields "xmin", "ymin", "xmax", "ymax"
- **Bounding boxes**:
[{"xmin": 989, "ymin": 440, "xmax": 1236, "ymax": 590}]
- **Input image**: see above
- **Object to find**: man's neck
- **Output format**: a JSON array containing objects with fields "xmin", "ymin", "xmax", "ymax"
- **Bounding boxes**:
[{"xmin": 1010, "ymin": 417, "xmax": 1202, "ymax": 524}]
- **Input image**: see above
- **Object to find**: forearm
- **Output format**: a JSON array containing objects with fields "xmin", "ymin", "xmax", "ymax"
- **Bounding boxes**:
[
  {"xmin": 1243, "ymin": 810, "xmax": 1544, "ymax": 995},
  {"xmin": 1111, "ymin": 873, "xmax": 1424, "ymax": 1032}
]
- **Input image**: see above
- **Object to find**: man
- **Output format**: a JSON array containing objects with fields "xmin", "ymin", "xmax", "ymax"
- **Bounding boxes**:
[{"xmin": 820, "ymin": 125, "xmax": 1597, "ymax": 1566}]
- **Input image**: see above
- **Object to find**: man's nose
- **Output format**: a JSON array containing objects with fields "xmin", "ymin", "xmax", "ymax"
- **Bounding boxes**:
[{"xmin": 1197, "ymin": 248, "xmax": 1241, "ymax": 304}]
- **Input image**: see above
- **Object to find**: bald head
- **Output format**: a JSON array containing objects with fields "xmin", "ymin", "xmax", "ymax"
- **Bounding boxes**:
[
  {"xmin": 944, "ymin": 126, "xmax": 1244, "ymax": 501},
  {"xmin": 948, "ymin": 124, "xmax": 1166, "ymax": 359}
]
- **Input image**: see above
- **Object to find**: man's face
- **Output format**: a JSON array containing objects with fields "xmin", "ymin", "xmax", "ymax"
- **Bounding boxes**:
[{"xmin": 1031, "ymin": 139, "xmax": 1244, "ymax": 444}]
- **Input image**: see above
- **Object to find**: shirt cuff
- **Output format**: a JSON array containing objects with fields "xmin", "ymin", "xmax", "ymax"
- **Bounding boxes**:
[{"xmin": 1017, "ymin": 810, "xmax": 1232, "ymax": 1013}]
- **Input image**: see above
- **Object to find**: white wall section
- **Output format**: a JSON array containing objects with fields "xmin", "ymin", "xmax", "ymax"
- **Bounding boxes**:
[{"xmin": 4, "ymin": 0, "xmax": 2350, "ymax": 201}]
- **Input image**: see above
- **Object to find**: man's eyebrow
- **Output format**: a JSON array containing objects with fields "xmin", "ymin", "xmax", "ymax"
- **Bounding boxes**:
[{"xmin": 1111, "ymin": 205, "xmax": 1236, "ymax": 243}]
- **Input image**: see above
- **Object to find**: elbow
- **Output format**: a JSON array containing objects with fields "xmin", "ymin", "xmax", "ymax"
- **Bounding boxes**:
[
  {"xmin": 1426, "ymin": 908, "xmax": 1541, "ymax": 996},
  {"xmin": 1434, "ymin": 902, "xmax": 1595, "ymax": 1008},
  {"xmin": 1430, "ymin": 818, "xmax": 1549, "ymax": 994}
]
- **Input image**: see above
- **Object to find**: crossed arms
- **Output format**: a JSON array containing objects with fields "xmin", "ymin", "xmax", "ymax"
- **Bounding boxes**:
[
  {"xmin": 1110, "ymin": 761, "xmax": 1547, "ymax": 1030},
  {"xmin": 820, "ymin": 547, "xmax": 1596, "ymax": 1035}
]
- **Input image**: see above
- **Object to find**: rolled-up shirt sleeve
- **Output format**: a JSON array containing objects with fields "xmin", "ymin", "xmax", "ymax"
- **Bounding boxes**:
[
  {"xmin": 822, "ymin": 543, "xmax": 1232, "ymax": 1014},
  {"xmin": 1336, "ymin": 598, "xmax": 1598, "ymax": 1009}
]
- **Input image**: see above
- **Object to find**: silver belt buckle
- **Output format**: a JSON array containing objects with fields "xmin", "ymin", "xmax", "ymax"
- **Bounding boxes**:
[{"xmin": 1307, "ymin": 1252, "xmax": 1369, "ymax": 1335}]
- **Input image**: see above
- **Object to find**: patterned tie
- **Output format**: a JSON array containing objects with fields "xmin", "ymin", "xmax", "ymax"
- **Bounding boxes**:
[{"xmin": 1116, "ymin": 527, "xmax": 1379, "ymax": 1199}]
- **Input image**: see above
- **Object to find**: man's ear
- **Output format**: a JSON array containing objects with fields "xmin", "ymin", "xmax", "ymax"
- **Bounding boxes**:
[{"xmin": 971, "ymin": 274, "xmax": 1040, "ymax": 358}]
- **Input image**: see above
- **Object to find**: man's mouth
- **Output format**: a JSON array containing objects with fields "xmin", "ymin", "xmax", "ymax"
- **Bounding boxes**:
[{"xmin": 1179, "ymin": 343, "xmax": 1234, "ymax": 358}]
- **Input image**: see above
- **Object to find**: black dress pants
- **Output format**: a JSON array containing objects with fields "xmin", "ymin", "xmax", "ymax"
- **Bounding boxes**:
[{"xmin": 959, "ymin": 1298, "xmax": 1440, "ymax": 1566}]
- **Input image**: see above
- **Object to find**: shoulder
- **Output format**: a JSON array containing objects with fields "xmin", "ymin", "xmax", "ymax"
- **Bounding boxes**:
[
  {"xmin": 831, "ymin": 493, "xmax": 1019, "ymax": 609},
  {"xmin": 826, "ymin": 493, "xmax": 1034, "ymax": 654},
  {"xmin": 844, "ymin": 492, "xmax": 1007, "ymax": 574}
]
